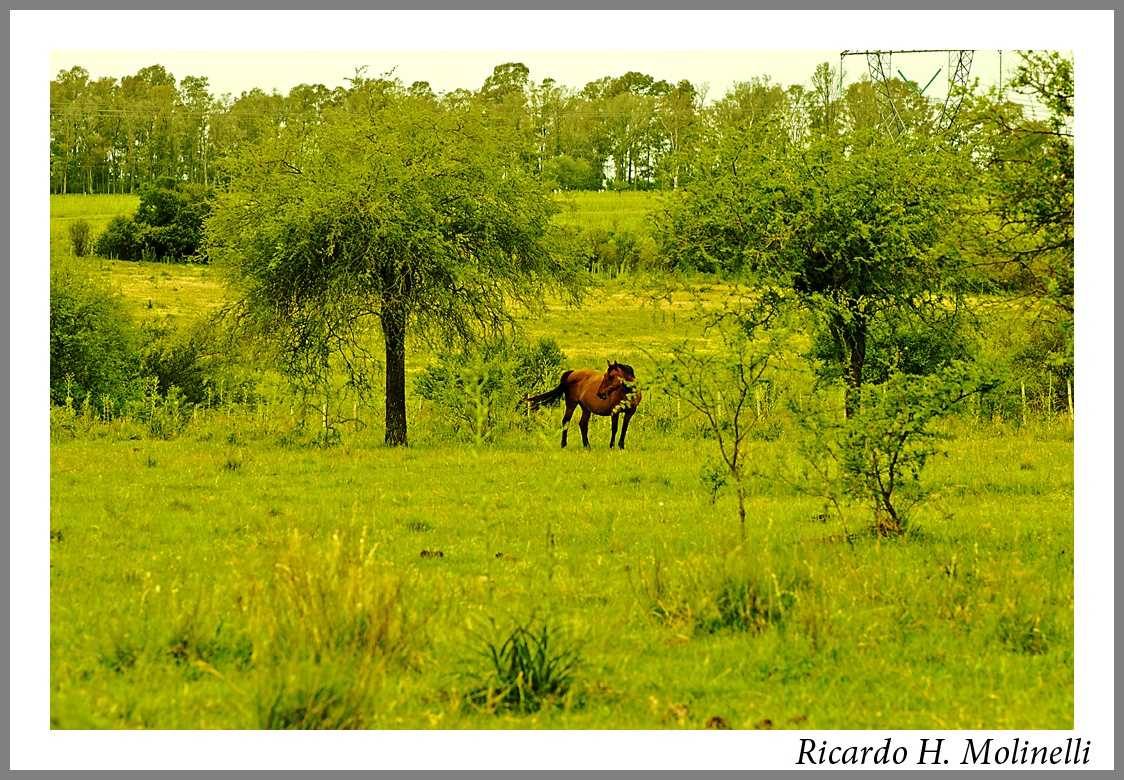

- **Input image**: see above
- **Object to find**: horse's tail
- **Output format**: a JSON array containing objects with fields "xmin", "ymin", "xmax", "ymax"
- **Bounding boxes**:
[{"xmin": 523, "ymin": 370, "xmax": 574, "ymax": 410}]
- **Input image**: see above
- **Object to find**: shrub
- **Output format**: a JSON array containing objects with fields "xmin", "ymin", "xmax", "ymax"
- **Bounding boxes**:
[
  {"xmin": 568, "ymin": 226, "xmax": 657, "ymax": 275},
  {"xmin": 67, "ymin": 219, "xmax": 92, "ymax": 257},
  {"xmin": 50, "ymin": 266, "xmax": 142, "ymax": 408},
  {"xmin": 135, "ymin": 182, "xmax": 212, "ymax": 261},
  {"xmin": 415, "ymin": 335, "xmax": 567, "ymax": 442},
  {"xmin": 993, "ymin": 316, "xmax": 1073, "ymax": 418},
  {"xmin": 141, "ymin": 318, "xmax": 256, "ymax": 407},
  {"xmin": 94, "ymin": 215, "xmax": 145, "ymax": 262},
  {"xmin": 93, "ymin": 180, "xmax": 213, "ymax": 263},
  {"xmin": 659, "ymin": 292, "xmax": 792, "ymax": 537},
  {"xmin": 796, "ymin": 360, "xmax": 1000, "ymax": 536},
  {"xmin": 50, "ymin": 268, "xmax": 253, "ymax": 428}
]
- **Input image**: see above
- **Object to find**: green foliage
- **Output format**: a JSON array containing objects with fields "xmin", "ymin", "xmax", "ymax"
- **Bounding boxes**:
[
  {"xmin": 463, "ymin": 621, "xmax": 579, "ymax": 714},
  {"xmin": 658, "ymin": 128, "xmax": 972, "ymax": 417},
  {"xmin": 796, "ymin": 361, "xmax": 1000, "ymax": 535},
  {"xmin": 67, "ymin": 219, "xmax": 92, "ymax": 257},
  {"xmin": 543, "ymin": 154, "xmax": 597, "ymax": 190},
  {"xmin": 140, "ymin": 318, "xmax": 255, "ymax": 407},
  {"xmin": 810, "ymin": 313, "xmax": 974, "ymax": 386},
  {"xmin": 958, "ymin": 51, "xmax": 1074, "ymax": 370},
  {"xmin": 567, "ymin": 226, "xmax": 657, "ymax": 275},
  {"xmin": 93, "ymin": 181, "xmax": 212, "ymax": 263},
  {"xmin": 50, "ymin": 263, "xmax": 250, "ymax": 428},
  {"xmin": 415, "ymin": 336, "xmax": 567, "ymax": 443},
  {"xmin": 94, "ymin": 214, "xmax": 146, "ymax": 262},
  {"xmin": 50, "ymin": 266, "xmax": 141, "ymax": 408},
  {"xmin": 134, "ymin": 180, "xmax": 213, "ymax": 261}
]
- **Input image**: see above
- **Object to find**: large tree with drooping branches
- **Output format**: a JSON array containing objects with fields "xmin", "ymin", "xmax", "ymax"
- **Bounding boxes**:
[{"xmin": 205, "ymin": 75, "xmax": 584, "ymax": 445}]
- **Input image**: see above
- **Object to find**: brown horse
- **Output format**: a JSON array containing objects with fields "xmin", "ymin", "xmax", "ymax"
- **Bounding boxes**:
[{"xmin": 524, "ymin": 361, "xmax": 642, "ymax": 449}]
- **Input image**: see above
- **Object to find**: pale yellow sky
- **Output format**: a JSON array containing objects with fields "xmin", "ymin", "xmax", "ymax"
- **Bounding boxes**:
[
  {"xmin": 49, "ymin": 48, "xmax": 1013, "ymax": 106},
  {"xmin": 36, "ymin": 10, "xmax": 1069, "ymax": 104}
]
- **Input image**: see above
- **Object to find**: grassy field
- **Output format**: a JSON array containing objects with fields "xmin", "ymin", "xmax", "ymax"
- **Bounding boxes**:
[
  {"xmin": 553, "ymin": 190, "xmax": 663, "ymax": 235},
  {"xmin": 47, "ymin": 195, "xmax": 1075, "ymax": 732}
]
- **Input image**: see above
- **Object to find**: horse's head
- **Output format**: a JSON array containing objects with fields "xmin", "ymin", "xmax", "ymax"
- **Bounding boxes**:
[{"xmin": 597, "ymin": 360, "xmax": 636, "ymax": 400}]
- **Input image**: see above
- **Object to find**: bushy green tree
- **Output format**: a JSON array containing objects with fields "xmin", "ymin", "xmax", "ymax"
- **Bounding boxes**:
[
  {"xmin": 657, "ymin": 127, "xmax": 972, "ymax": 417},
  {"xmin": 205, "ymin": 77, "xmax": 585, "ymax": 446}
]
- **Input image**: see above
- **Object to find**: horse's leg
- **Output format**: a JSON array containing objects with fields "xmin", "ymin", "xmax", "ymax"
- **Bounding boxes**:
[
  {"xmin": 618, "ymin": 407, "xmax": 636, "ymax": 450},
  {"xmin": 560, "ymin": 401, "xmax": 577, "ymax": 448},
  {"xmin": 610, "ymin": 412, "xmax": 620, "ymax": 449},
  {"xmin": 578, "ymin": 407, "xmax": 592, "ymax": 448}
]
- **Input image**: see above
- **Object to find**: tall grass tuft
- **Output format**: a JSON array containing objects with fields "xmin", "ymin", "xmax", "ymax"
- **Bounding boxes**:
[
  {"xmin": 634, "ymin": 551, "xmax": 803, "ymax": 635},
  {"xmin": 247, "ymin": 530, "xmax": 419, "ymax": 728},
  {"xmin": 462, "ymin": 621, "xmax": 580, "ymax": 714}
]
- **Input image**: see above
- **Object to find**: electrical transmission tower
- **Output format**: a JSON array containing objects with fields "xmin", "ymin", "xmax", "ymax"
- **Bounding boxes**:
[{"xmin": 840, "ymin": 49, "xmax": 974, "ymax": 138}]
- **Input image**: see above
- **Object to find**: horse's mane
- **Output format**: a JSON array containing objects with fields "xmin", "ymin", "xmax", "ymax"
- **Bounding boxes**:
[{"xmin": 610, "ymin": 362, "xmax": 635, "ymax": 378}]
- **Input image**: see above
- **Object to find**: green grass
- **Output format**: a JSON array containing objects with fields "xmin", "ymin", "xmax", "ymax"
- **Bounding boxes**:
[
  {"xmin": 49, "ymin": 418, "xmax": 1073, "ymax": 730},
  {"xmin": 553, "ymin": 190, "xmax": 662, "ymax": 235},
  {"xmin": 48, "ymin": 195, "xmax": 1074, "ymax": 730},
  {"xmin": 51, "ymin": 194, "xmax": 140, "ymax": 262}
]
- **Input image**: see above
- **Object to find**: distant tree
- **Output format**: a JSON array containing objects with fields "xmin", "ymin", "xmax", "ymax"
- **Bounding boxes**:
[
  {"xmin": 543, "ymin": 154, "xmax": 594, "ymax": 191},
  {"xmin": 50, "ymin": 66, "xmax": 91, "ymax": 194},
  {"xmin": 178, "ymin": 75, "xmax": 214, "ymax": 185},
  {"xmin": 656, "ymin": 79, "xmax": 704, "ymax": 189},
  {"xmin": 711, "ymin": 76, "xmax": 786, "ymax": 134},
  {"xmin": 123, "ymin": 65, "xmax": 180, "ymax": 185},
  {"xmin": 478, "ymin": 62, "xmax": 530, "ymax": 105},
  {"xmin": 841, "ymin": 77, "xmax": 882, "ymax": 136},
  {"xmin": 205, "ymin": 78, "xmax": 585, "ymax": 445},
  {"xmin": 809, "ymin": 62, "xmax": 842, "ymax": 137},
  {"xmin": 477, "ymin": 62, "xmax": 532, "ymax": 145}
]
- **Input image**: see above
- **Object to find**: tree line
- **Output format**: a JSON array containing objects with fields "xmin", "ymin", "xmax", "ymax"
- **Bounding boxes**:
[{"xmin": 51, "ymin": 59, "xmax": 945, "ymax": 195}]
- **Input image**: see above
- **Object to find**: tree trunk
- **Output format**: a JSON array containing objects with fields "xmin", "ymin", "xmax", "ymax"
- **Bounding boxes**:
[
  {"xmin": 843, "ymin": 321, "xmax": 866, "ymax": 420},
  {"xmin": 831, "ymin": 308, "xmax": 867, "ymax": 420},
  {"xmin": 735, "ymin": 480, "xmax": 746, "ymax": 541},
  {"xmin": 382, "ymin": 300, "xmax": 408, "ymax": 447}
]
